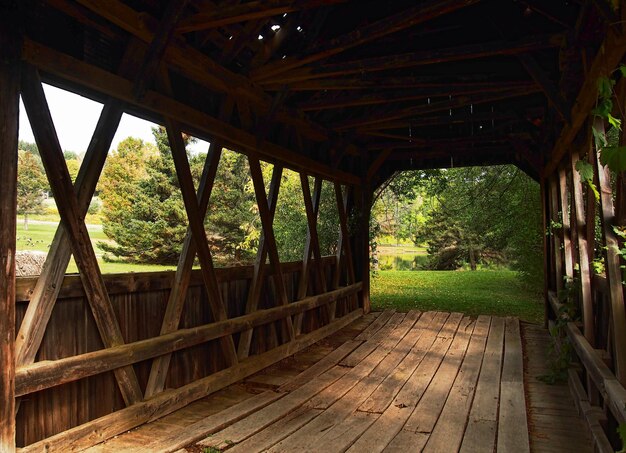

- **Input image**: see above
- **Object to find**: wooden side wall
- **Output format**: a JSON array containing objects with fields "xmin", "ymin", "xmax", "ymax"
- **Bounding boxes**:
[
  {"xmin": 0, "ymin": 57, "xmax": 368, "ymax": 451},
  {"xmin": 543, "ymin": 114, "xmax": 626, "ymax": 452},
  {"xmin": 14, "ymin": 258, "xmax": 360, "ymax": 449}
]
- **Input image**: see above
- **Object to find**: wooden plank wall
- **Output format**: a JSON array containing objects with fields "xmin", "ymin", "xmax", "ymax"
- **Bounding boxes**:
[
  {"xmin": 13, "ymin": 257, "xmax": 359, "ymax": 448},
  {"xmin": 4, "ymin": 63, "xmax": 366, "ymax": 452},
  {"xmin": 543, "ymin": 100, "xmax": 626, "ymax": 451}
]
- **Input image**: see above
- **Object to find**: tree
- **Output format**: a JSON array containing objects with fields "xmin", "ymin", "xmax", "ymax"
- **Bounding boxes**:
[
  {"xmin": 17, "ymin": 150, "xmax": 47, "ymax": 230},
  {"xmin": 205, "ymin": 149, "xmax": 259, "ymax": 265},
  {"xmin": 99, "ymin": 128, "xmax": 205, "ymax": 264},
  {"xmin": 18, "ymin": 140, "xmax": 39, "ymax": 156},
  {"xmin": 65, "ymin": 158, "xmax": 80, "ymax": 183}
]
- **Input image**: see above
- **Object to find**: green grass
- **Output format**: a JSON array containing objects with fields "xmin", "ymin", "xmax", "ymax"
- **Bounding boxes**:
[
  {"xmin": 16, "ymin": 220, "xmax": 174, "ymax": 274},
  {"xmin": 371, "ymin": 270, "xmax": 543, "ymax": 324}
]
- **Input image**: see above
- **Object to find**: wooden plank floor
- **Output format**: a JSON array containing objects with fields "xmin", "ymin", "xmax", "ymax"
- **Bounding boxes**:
[
  {"xmin": 523, "ymin": 323, "xmax": 593, "ymax": 452},
  {"xmin": 84, "ymin": 311, "xmax": 593, "ymax": 452}
]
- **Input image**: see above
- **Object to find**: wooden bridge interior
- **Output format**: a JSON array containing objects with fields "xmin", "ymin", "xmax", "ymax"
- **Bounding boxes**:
[{"xmin": 2, "ymin": 0, "xmax": 626, "ymax": 451}]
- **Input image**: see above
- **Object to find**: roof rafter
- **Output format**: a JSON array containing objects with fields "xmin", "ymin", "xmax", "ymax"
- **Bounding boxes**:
[
  {"xmin": 259, "ymin": 33, "xmax": 564, "ymax": 85},
  {"xmin": 177, "ymin": 0, "xmax": 347, "ymax": 33},
  {"xmin": 73, "ymin": 0, "xmax": 330, "ymax": 143},
  {"xmin": 334, "ymin": 86, "xmax": 541, "ymax": 131},
  {"xmin": 299, "ymin": 82, "xmax": 536, "ymax": 111},
  {"xmin": 250, "ymin": 0, "xmax": 483, "ymax": 83}
]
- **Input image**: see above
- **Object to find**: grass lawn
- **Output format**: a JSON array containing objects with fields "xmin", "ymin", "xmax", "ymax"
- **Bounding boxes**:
[
  {"xmin": 371, "ymin": 270, "xmax": 544, "ymax": 324},
  {"xmin": 16, "ymin": 220, "xmax": 174, "ymax": 274}
]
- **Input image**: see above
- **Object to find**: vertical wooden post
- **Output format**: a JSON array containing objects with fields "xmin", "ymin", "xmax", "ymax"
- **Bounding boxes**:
[
  {"xmin": 549, "ymin": 175, "xmax": 564, "ymax": 292},
  {"xmin": 571, "ymin": 151, "xmax": 594, "ymax": 344},
  {"xmin": 594, "ymin": 118, "xmax": 626, "ymax": 385},
  {"xmin": 352, "ymin": 183, "xmax": 372, "ymax": 313},
  {"xmin": 540, "ymin": 176, "xmax": 550, "ymax": 327},
  {"xmin": 0, "ymin": 6, "xmax": 20, "ymax": 451},
  {"xmin": 558, "ymin": 168, "xmax": 574, "ymax": 281}
]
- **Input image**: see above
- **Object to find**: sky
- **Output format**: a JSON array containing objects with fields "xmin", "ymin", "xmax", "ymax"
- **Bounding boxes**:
[{"xmin": 19, "ymin": 83, "xmax": 210, "ymax": 156}]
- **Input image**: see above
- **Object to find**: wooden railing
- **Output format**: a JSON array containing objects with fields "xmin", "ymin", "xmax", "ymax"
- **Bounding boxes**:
[
  {"xmin": 13, "ymin": 257, "xmax": 362, "ymax": 450},
  {"xmin": 548, "ymin": 286, "xmax": 626, "ymax": 452}
]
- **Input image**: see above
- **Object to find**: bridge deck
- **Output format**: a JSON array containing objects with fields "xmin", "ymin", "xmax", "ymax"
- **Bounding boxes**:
[{"xmin": 86, "ymin": 310, "xmax": 592, "ymax": 452}]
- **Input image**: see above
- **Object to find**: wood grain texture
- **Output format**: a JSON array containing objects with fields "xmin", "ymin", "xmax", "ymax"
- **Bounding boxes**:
[{"xmin": 0, "ymin": 11, "xmax": 20, "ymax": 451}]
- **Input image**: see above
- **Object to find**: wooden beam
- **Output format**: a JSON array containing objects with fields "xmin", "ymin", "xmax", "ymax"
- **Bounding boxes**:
[
  {"xmin": 363, "ymin": 111, "xmax": 520, "ymax": 131},
  {"xmin": 144, "ymin": 140, "xmax": 224, "ymax": 398},
  {"xmin": 299, "ymin": 83, "xmax": 536, "ymax": 112},
  {"xmin": 334, "ymin": 86, "xmax": 541, "ymax": 131},
  {"xmin": 20, "ymin": 66, "xmax": 143, "ymax": 406},
  {"xmin": 133, "ymin": 0, "xmax": 189, "ymax": 98},
  {"xmin": 294, "ymin": 175, "xmax": 331, "ymax": 334},
  {"xmin": 549, "ymin": 175, "xmax": 564, "ymax": 291},
  {"xmin": 0, "ymin": 9, "xmax": 20, "ymax": 451},
  {"xmin": 251, "ymin": 0, "xmax": 483, "ymax": 82},
  {"xmin": 15, "ymin": 283, "xmax": 361, "ymax": 397},
  {"xmin": 247, "ymin": 152, "xmax": 296, "ymax": 343},
  {"xmin": 594, "ymin": 118, "xmax": 626, "ymax": 385},
  {"xmin": 558, "ymin": 167, "xmax": 574, "ymax": 280},
  {"xmin": 518, "ymin": 54, "xmax": 570, "ymax": 122},
  {"xmin": 237, "ymin": 165, "xmax": 284, "ymax": 359},
  {"xmin": 570, "ymin": 150, "xmax": 594, "ymax": 344},
  {"xmin": 262, "ymin": 34, "xmax": 564, "ymax": 85},
  {"xmin": 177, "ymin": 0, "xmax": 346, "ymax": 32},
  {"xmin": 367, "ymin": 149, "xmax": 393, "ymax": 182},
  {"xmin": 20, "ymin": 308, "xmax": 363, "ymax": 453},
  {"xmin": 263, "ymin": 78, "xmax": 533, "ymax": 92},
  {"xmin": 544, "ymin": 20, "xmax": 626, "ymax": 176},
  {"xmin": 73, "ymin": 0, "xmax": 331, "ymax": 145},
  {"xmin": 21, "ymin": 39, "xmax": 360, "ymax": 184},
  {"xmin": 334, "ymin": 184, "xmax": 356, "ymax": 289},
  {"xmin": 15, "ymin": 101, "xmax": 123, "ymax": 368},
  {"xmin": 165, "ymin": 118, "xmax": 239, "ymax": 367}
]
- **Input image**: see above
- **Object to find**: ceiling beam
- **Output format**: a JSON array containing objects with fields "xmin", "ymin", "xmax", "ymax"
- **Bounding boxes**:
[
  {"xmin": 22, "ymin": 39, "xmax": 359, "ymax": 185},
  {"xmin": 544, "ymin": 19, "xmax": 626, "ymax": 176},
  {"xmin": 360, "ymin": 111, "xmax": 522, "ymax": 131},
  {"xmin": 299, "ymin": 83, "xmax": 536, "ymax": 111},
  {"xmin": 518, "ymin": 54, "xmax": 570, "ymax": 122},
  {"xmin": 250, "ymin": 0, "xmax": 482, "ymax": 83},
  {"xmin": 263, "ymin": 77, "xmax": 532, "ymax": 92},
  {"xmin": 73, "ymin": 0, "xmax": 330, "ymax": 143},
  {"xmin": 334, "ymin": 86, "xmax": 541, "ymax": 131},
  {"xmin": 259, "ymin": 33, "xmax": 564, "ymax": 85},
  {"xmin": 132, "ymin": 0, "xmax": 189, "ymax": 99},
  {"xmin": 177, "ymin": 0, "xmax": 347, "ymax": 33}
]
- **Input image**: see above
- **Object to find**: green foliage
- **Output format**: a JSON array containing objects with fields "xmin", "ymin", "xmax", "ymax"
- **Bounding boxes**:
[
  {"xmin": 99, "ymin": 132, "xmax": 197, "ymax": 264},
  {"xmin": 17, "ymin": 150, "xmax": 48, "ymax": 229},
  {"xmin": 18, "ymin": 140, "xmax": 39, "ymax": 156},
  {"xmin": 575, "ymin": 160, "xmax": 600, "ymax": 201},
  {"xmin": 65, "ymin": 158, "xmax": 80, "ymax": 183},
  {"xmin": 63, "ymin": 150, "xmax": 79, "ymax": 160},
  {"xmin": 205, "ymin": 149, "xmax": 259, "ymax": 265},
  {"xmin": 379, "ymin": 166, "xmax": 544, "ymax": 288}
]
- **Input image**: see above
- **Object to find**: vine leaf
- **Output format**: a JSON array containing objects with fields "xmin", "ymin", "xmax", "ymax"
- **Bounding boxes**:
[
  {"xmin": 620, "ymin": 65, "xmax": 626, "ymax": 78},
  {"xmin": 576, "ymin": 157, "xmax": 600, "ymax": 201},
  {"xmin": 601, "ymin": 146, "xmax": 626, "ymax": 172},
  {"xmin": 575, "ymin": 160, "xmax": 594, "ymax": 182}
]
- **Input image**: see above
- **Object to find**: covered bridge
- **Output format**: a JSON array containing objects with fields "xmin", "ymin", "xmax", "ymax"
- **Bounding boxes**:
[{"xmin": 1, "ymin": 0, "xmax": 626, "ymax": 451}]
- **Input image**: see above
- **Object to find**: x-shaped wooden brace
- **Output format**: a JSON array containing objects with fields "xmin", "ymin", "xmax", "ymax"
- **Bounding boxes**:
[{"xmin": 20, "ymin": 65, "xmax": 143, "ymax": 406}]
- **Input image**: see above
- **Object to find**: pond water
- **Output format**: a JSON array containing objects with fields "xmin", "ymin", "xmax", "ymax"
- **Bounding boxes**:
[{"xmin": 376, "ymin": 252, "xmax": 429, "ymax": 271}]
